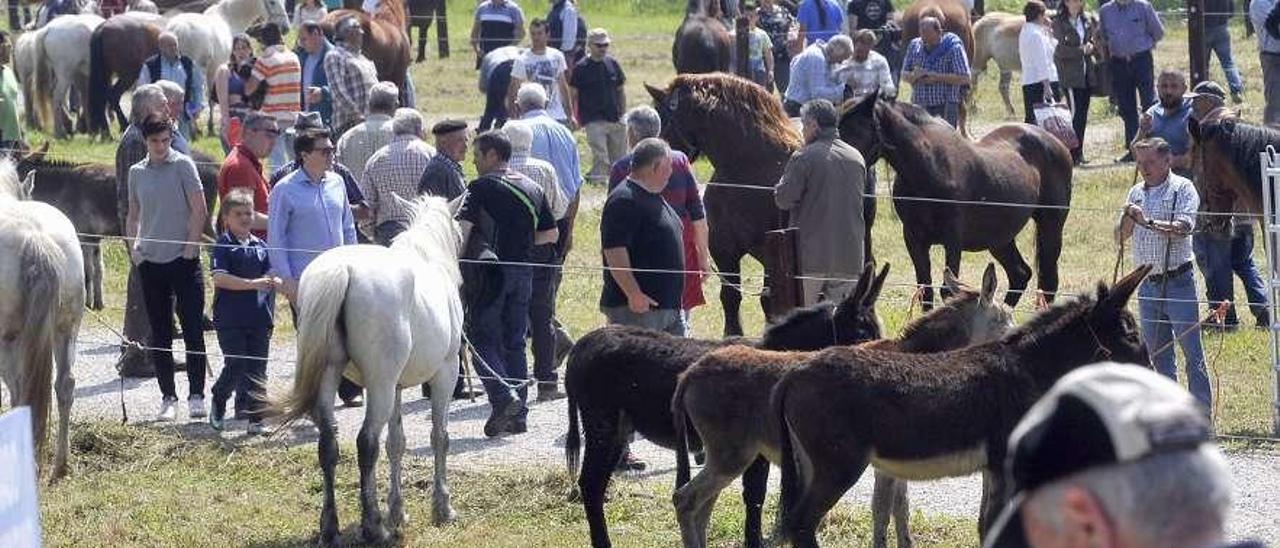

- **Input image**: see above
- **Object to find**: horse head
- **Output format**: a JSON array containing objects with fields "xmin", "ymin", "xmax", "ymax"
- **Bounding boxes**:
[
  {"xmin": 838, "ymin": 95, "xmax": 882, "ymax": 165},
  {"xmin": 831, "ymin": 261, "xmax": 889, "ymax": 345},
  {"xmin": 645, "ymin": 81, "xmax": 703, "ymax": 162}
]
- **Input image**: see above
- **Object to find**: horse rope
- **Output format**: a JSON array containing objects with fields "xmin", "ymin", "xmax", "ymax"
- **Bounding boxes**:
[{"xmin": 82, "ymin": 306, "xmax": 142, "ymax": 424}]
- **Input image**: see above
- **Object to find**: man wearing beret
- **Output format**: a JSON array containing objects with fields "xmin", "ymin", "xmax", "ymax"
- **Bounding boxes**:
[{"xmin": 418, "ymin": 119, "xmax": 470, "ymax": 201}]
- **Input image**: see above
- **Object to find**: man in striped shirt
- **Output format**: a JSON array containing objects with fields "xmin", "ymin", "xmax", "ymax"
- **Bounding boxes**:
[
  {"xmin": 359, "ymin": 108, "xmax": 437, "ymax": 245},
  {"xmin": 471, "ymin": 0, "xmax": 526, "ymax": 69},
  {"xmin": 246, "ymin": 23, "xmax": 301, "ymax": 172}
]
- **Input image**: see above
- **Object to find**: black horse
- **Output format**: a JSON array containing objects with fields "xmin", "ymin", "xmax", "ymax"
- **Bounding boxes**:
[
  {"xmin": 565, "ymin": 263, "xmax": 889, "ymax": 548},
  {"xmin": 673, "ymin": 0, "xmax": 732, "ymax": 74}
]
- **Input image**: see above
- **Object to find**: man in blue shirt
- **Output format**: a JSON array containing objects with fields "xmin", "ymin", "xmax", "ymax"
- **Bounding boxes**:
[
  {"xmin": 1136, "ymin": 69, "xmax": 1192, "ymax": 176},
  {"xmin": 796, "ymin": 0, "xmax": 844, "ymax": 44},
  {"xmin": 296, "ymin": 22, "xmax": 333, "ymax": 128},
  {"xmin": 901, "ymin": 17, "xmax": 971, "ymax": 128},
  {"xmin": 1099, "ymin": 0, "xmax": 1163, "ymax": 162},
  {"xmin": 784, "ymin": 35, "xmax": 853, "ymax": 117},
  {"xmin": 513, "ymin": 82, "xmax": 582, "ymax": 253}
]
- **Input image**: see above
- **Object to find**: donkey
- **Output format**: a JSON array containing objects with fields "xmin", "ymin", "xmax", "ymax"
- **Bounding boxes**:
[
  {"xmin": 773, "ymin": 266, "xmax": 1153, "ymax": 547},
  {"xmin": 565, "ymin": 262, "xmax": 888, "ymax": 548},
  {"xmin": 672, "ymin": 264, "xmax": 1012, "ymax": 548}
]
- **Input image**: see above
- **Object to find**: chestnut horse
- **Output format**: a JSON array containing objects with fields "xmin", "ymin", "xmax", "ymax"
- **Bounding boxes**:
[
  {"xmin": 86, "ymin": 11, "xmax": 163, "ymax": 134},
  {"xmin": 323, "ymin": 0, "xmax": 411, "ymax": 96}
]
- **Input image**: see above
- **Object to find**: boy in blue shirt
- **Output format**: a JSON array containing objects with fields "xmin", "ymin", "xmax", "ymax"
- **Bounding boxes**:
[{"xmin": 209, "ymin": 189, "xmax": 279, "ymax": 434}]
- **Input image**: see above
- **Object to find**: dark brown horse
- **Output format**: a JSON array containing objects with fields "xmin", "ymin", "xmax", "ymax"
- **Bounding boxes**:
[
  {"xmin": 839, "ymin": 96, "xmax": 1072, "ymax": 308},
  {"xmin": 407, "ymin": 0, "xmax": 447, "ymax": 62},
  {"xmin": 900, "ymin": 0, "xmax": 975, "ymax": 134},
  {"xmin": 773, "ymin": 266, "xmax": 1152, "ymax": 548},
  {"xmin": 673, "ymin": 0, "xmax": 732, "ymax": 74},
  {"xmin": 645, "ymin": 74, "xmax": 802, "ymax": 336},
  {"xmin": 1189, "ymin": 117, "xmax": 1278, "ymax": 216},
  {"xmin": 323, "ymin": 0, "xmax": 412, "ymax": 95},
  {"xmin": 86, "ymin": 12, "xmax": 164, "ymax": 134}
]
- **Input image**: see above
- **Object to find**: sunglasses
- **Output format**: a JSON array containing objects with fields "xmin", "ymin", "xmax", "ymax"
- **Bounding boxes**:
[
  {"xmin": 310, "ymin": 146, "xmax": 336, "ymax": 156},
  {"xmin": 592, "ymin": 42, "xmax": 610, "ymax": 48}
]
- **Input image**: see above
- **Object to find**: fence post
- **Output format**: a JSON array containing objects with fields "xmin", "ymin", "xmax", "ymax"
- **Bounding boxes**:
[
  {"xmin": 764, "ymin": 227, "xmax": 803, "ymax": 318},
  {"xmin": 1261, "ymin": 148, "xmax": 1280, "ymax": 436},
  {"xmin": 1188, "ymin": 0, "xmax": 1207, "ymax": 85}
]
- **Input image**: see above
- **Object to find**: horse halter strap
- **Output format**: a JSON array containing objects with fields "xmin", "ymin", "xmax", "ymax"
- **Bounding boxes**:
[
  {"xmin": 660, "ymin": 96, "xmax": 700, "ymax": 161},
  {"xmin": 1085, "ymin": 320, "xmax": 1112, "ymax": 360}
]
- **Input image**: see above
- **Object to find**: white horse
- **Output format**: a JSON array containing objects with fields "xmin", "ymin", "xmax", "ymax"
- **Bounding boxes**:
[
  {"xmin": 0, "ymin": 158, "xmax": 83, "ymax": 481},
  {"xmin": 972, "ymin": 11, "xmax": 1023, "ymax": 119},
  {"xmin": 16, "ymin": 13, "xmax": 105, "ymax": 138},
  {"xmin": 164, "ymin": 0, "xmax": 288, "ymax": 123},
  {"xmin": 274, "ymin": 196, "xmax": 463, "ymax": 546}
]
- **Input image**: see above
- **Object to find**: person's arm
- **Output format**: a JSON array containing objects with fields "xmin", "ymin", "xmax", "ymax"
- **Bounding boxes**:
[
  {"xmin": 245, "ymin": 57, "xmax": 265, "ymax": 95},
  {"xmin": 900, "ymin": 42, "xmax": 924, "ymax": 84},
  {"xmin": 359, "ymin": 166, "xmax": 380, "ymax": 219},
  {"xmin": 1115, "ymin": 203, "xmax": 1138, "ymax": 244},
  {"xmin": 293, "ymin": 3, "xmax": 303, "ymax": 27},
  {"xmin": 512, "ymin": 7, "xmax": 526, "ymax": 43},
  {"xmin": 267, "ymin": 186, "xmax": 295, "ymax": 288},
  {"xmin": 937, "ymin": 47, "xmax": 971, "ymax": 86},
  {"xmin": 615, "ymin": 80, "xmax": 626, "ymax": 120},
  {"xmin": 470, "ymin": 10, "xmax": 483, "ymax": 55},
  {"xmin": 692, "ymin": 219, "xmax": 711, "ymax": 272},
  {"xmin": 535, "ymin": 226, "xmax": 559, "ymax": 245},
  {"xmin": 506, "ymin": 58, "xmax": 525, "ymax": 116},
  {"xmin": 877, "ymin": 56, "xmax": 896, "ymax": 98},
  {"xmin": 1166, "ymin": 180, "xmax": 1200, "ymax": 234},
  {"xmin": 1145, "ymin": 3, "xmax": 1165, "ymax": 44},
  {"xmin": 126, "ymin": 172, "xmax": 142, "ymax": 264},
  {"xmin": 183, "ymin": 166, "xmax": 208, "ymax": 259},
  {"xmin": 774, "ymin": 152, "xmax": 808, "ymax": 210},
  {"xmin": 341, "ymin": 196, "xmax": 357, "ymax": 244},
  {"xmin": 603, "ymin": 247, "xmax": 657, "ymax": 313},
  {"xmin": 560, "ymin": 2, "xmax": 578, "ymax": 52},
  {"xmin": 558, "ymin": 71, "xmax": 575, "ymax": 128}
]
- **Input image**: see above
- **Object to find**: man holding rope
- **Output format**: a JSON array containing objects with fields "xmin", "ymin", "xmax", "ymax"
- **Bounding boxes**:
[{"xmin": 1115, "ymin": 137, "xmax": 1211, "ymax": 411}]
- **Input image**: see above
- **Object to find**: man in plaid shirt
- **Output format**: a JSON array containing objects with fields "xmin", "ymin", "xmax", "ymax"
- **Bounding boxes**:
[
  {"xmin": 359, "ymin": 109, "xmax": 437, "ymax": 245},
  {"xmin": 901, "ymin": 16, "xmax": 970, "ymax": 128},
  {"xmin": 1115, "ymin": 137, "xmax": 1210, "ymax": 409},
  {"xmin": 325, "ymin": 16, "xmax": 379, "ymax": 135}
]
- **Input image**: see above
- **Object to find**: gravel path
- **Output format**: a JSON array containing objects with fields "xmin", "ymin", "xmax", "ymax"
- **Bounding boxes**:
[{"xmin": 65, "ymin": 327, "xmax": 1280, "ymax": 541}]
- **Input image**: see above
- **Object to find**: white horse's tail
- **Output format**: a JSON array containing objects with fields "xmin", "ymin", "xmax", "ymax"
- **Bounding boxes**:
[
  {"xmin": 271, "ymin": 264, "xmax": 350, "ymax": 428},
  {"xmin": 29, "ymin": 27, "xmax": 55, "ymax": 133},
  {"xmin": 15, "ymin": 227, "xmax": 64, "ymax": 472}
]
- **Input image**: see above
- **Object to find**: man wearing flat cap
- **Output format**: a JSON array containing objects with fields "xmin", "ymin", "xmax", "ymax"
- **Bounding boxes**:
[
  {"xmin": 984, "ymin": 363, "xmax": 1266, "ymax": 548},
  {"xmin": 418, "ymin": 119, "xmax": 470, "ymax": 201}
]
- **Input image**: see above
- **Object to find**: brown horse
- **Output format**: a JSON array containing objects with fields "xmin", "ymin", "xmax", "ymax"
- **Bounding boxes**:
[
  {"xmin": 86, "ymin": 11, "xmax": 164, "ymax": 135},
  {"xmin": 323, "ymin": 0, "xmax": 412, "ymax": 96},
  {"xmin": 672, "ymin": 264, "xmax": 1013, "ymax": 548},
  {"xmin": 900, "ymin": 0, "xmax": 976, "ymax": 133},
  {"xmin": 839, "ymin": 96, "xmax": 1072, "ymax": 309},
  {"xmin": 645, "ymin": 74, "xmax": 802, "ymax": 336},
  {"xmin": 673, "ymin": 0, "xmax": 732, "ymax": 74},
  {"xmin": 1189, "ymin": 117, "xmax": 1279, "ymax": 216},
  {"xmin": 773, "ymin": 266, "xmax": 1152, "ymax": 548}
]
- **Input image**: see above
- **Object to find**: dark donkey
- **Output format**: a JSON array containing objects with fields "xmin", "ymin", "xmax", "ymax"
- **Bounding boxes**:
[
  {"xmin": 839, "ymin": 96, "xmax": 1073, "ymax": 309},
  {"xmin": 672, "ymin": 264, "xmax": 1013, "ymax": 548},
  {"xmin": 773, "ymin": 266, "xmax": 1153, "ymax": 548},
  {"xmin": 565, "ymin": 264, "xmax": 888, "ymax": 548}
]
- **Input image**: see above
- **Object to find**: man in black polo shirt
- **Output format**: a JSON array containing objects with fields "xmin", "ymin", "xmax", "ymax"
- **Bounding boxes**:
[
  {"xmin": 600, "ymin": 137, "xmax": 685, "ymax": 335},
  {"xmin": 570, "ymin": 28, "xmax": 627, "ymax": 184},
  {"xmin": 457, "ymin": 130, "xmax": 558, "ymax": 437}
]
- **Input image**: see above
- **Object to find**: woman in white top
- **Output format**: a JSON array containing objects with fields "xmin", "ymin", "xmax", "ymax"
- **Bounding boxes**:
[
  {"xmin": 837, "ymin": 29, "xmax": 896, "ymax": 103},
  {"xmin": 293, "ymin": 0, "xmax": 327, "ymax": 27},
  {"xmin": 1017, "ymin": 0, "xmax": 1061, "ymax": 125}
]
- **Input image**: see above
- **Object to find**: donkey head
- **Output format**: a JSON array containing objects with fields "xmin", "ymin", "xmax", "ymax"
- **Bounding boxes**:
[
  {"xmin": 831, "ymin": 262, "xmax": 890, "ymax": 345},
  {"xmin": 758, "ymin": 262, "xmax": 887, "ymax": 351},
  {"xmin": 950, "ymin": 263, "xmax": 1014, "ymax": 346},
  {"xmin": 1084, "ymin": 265, "xmax": 1152, "ymax": 367}
]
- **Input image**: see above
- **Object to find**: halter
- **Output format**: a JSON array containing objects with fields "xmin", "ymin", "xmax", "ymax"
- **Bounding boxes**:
[
  {"xmin": 657, "ymin": 93, "xmax": 702, "ymax": 162},
  {"xmin": 1084, "ymin": 320, "xmax": 1113, "ymax": 360}
]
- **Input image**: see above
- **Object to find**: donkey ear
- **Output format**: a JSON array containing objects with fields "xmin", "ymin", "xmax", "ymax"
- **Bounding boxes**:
[
  {"xmin": 842, "ymin": 263, "xmax": 873, "ymax": 308},
  {"xmin": 1104, "ymin": 265, "xmax": 1153, "ymax": 309},
  {"xmin": 979, "ymin": 263, "xmax": 998, "ymax": 306},
  {"xmin": 942, "ymin": 267, "xmax": 963, "ymax": 294},
  {"xmin": 645, "ymin": 83, "xmax": 668, "ymax": 104},
  {"xmin": 861, "ymin": 262, "xmax": 890, "ymax": 309},
  {"xmin": 20, "ymin": 170, "xmax": 35, "ymax": 199}
]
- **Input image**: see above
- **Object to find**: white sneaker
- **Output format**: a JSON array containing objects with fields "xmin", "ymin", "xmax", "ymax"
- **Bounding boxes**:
[
  {"xmin": 188, "ymin": 396, "xmax": 207, "ymax": 419},
  {"xmin": 157, "ymin": 398, "xmax": 178, "ymax": 421}
]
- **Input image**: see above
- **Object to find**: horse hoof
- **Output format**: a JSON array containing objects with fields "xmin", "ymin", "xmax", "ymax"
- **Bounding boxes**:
[
  {"xmin": 318, "ymin": 529, "xmax": 339, "ymax": 548},
  {"xmin": 362, "ymin": 524, "xmax": 390, "ymax": 543},
  {"xmin": 432, "ymin": 507, "xmax": 458, "ymax": 525}
]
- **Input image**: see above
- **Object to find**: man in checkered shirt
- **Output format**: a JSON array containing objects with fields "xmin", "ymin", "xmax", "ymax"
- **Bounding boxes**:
[
  {"xmin": 1115, "ymin": 137, "xmax": 1210, "ymax": 409},
  {"xmin": 359, "ymin": 108, "xmax": 437, "ymax": 246},
  {"xmin": 900, "ymin": 16, "xmax": 970, "ymax": 128}
]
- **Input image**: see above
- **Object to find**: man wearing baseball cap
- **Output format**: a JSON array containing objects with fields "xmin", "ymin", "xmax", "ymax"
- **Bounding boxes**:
[{"xmin": 984, "ymin": 363, "xmax": 1265, "ymax": 548}]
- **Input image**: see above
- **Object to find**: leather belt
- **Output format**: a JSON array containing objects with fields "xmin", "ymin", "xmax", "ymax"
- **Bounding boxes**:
[{"xmin": 1145, "ymin": 261, "xmax": 1193, "ymax": 283}]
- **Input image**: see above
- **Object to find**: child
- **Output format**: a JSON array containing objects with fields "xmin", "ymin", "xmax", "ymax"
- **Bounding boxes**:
[
  {"xmin": 293, "ymin": 0, "xmax": 327, "ymax": 28},
  {"xmin": 209, "ymin": 189, "xmax": 278, "ymax": 434},
  {"xmin": 744, "ymin": 1, "xmax": 776, "ymax": 90}
]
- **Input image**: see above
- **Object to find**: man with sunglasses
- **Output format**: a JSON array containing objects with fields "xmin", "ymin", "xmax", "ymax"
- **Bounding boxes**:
[
  {"xmin": 569, "ymin": 28, "xmax": 626, "ymax": 185},
  {"xmin": 218, "ymin": 111, "xmax": 279, "ymax": 239}
]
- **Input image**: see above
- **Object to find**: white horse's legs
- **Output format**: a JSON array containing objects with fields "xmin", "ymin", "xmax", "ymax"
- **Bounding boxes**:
[
  {"xmin": 82, "ymin": 242, "xmax": 102, "ymax": 310},
  {"xmin": 52, "ymin": 77, "xmax": 72, "ymax": 138},
  {"xmin": 428, "ymin": 359, "xmax": 458, "ymax": 524},
  {"xmin": 386, "ymin": 390, "xmax": 406, "ymax": 532},
  {"xmin": 357, "ymin": 379, "xmax": 395, "ymax": 543},
  {"xmin": 52, "ymin": 322, "xmax": 76, "ymax": 481},
  {"xmin": 313, "ymin": 364, "xmax": 342, "ymax": 548}
]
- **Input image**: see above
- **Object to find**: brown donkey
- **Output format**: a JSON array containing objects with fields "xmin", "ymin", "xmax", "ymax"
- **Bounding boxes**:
[
  {"xmin": 773, "ymin": 266, "xmax": 1153, "ymax": 548},
  {"xmin": 672, "ymin": 264, "xmax": 1012, "ymax": 548}
]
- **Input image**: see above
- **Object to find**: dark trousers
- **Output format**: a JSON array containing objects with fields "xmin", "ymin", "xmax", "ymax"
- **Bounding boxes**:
[
  {"xmin": 137, "ymin": 257, "xmax": 207, "ymax": 399},
  {"xmin": 289, "ymin": 304, "xmax": 363, "ymax": 401},
  {"xmin": 1066, "ymin": 86, "xmax": 1092, "ymax": 161},
  {"xmin": 1022, "ymin": 81, "xmax": 1063, "ymax": 125},
  {"xmin": 375, "ymin": 220, "xmax": 408, "ymax": 247},
  {"xmin": 468, "ymin": 265, "xmax": 533, "ymax": 416},
  {"xmin": 772, "ymin": 53, "xmax": 792, "ymax": 96},
  {"xmin": 1197, "ymin": 225, "xmax": 1272, "ymax": 325},
  {"xmin": 213, "ymin": 327, "xmax": 271, "ymax": 421},
  {"xmin": 529, "ymin": 244, "xmax": 565, "ymax": 388},
  {"xmin": 1109, "ymin": 51, "xmax": 1156, "ymax": 147}
]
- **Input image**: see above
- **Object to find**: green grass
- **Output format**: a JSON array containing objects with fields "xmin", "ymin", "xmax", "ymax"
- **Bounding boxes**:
[{"xmin": 40, "ymin": 421, "xmax": 979, "ymax": 546}]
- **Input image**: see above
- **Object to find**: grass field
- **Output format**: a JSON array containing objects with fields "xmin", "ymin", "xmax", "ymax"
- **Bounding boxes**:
[{"xmin": 19, "ymin": 1, "xmax": 1280, "ymax": 544}]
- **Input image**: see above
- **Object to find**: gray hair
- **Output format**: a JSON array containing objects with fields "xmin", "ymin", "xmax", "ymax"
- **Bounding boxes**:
[
  {"xmin": 157, "ymin": 30, "xmax": 178, "ymax": 45},
  {"xmin": 156, "ymin": 79, "xmax": 184, "ymax": 102},
  {"xmin": 129, "ymin": 83, "xmax": 167, "ymax": 123},
  {"xmin": 920, "ymin": 16, "xmax": 943, "ymax": 33},
  {"xmin": 631, "ymin": 137, "xmax": 670, "ymax": 172},
  {"xmin": 624, "ymin": 105, "xmax": 662, "ymax": 140},
  {"xmin": 503, "ymin": 121, "xmax": 534, "ymax": 153},
  {"xmin": 368, "ymin": 81, "xmax": 400, "ymax": 115},
  {"xmin": 516, "ymin": 82, "xmax": 548, "ymax": 111},
  {"xmin": 1025, "ymin": 446, "xmax": 1233, "ymax": 547},
  {"xmin": 391, "ymin": 108, "xmax": 424, "ymax": 137},
  {"xmin": 825, "ymin": 34, "xmax": 854, "ymax": 56},
  {"xmin": 801, "ymin": 99, "xmax": 838, "ymax": 129}
]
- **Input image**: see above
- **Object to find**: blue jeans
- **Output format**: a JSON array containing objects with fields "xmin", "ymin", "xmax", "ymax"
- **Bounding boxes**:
[
  {"xmin": 1206, "ymin": 24, "xmax": 1244, "ymax": 94},
  {"xmin": 1137, "ymin": 268, "xmax": 1211, "ymax": 408},
  {"xmin": 468, "ymin": 265, "xmax": 533, "ymax": 417},
  {"xmin": 1110, "ymin": 51, "xmax": 1156, "ymax": 147},
  {"xmin": 1193, "ymin": 231, "xmax": 1234, "ymax": 323},
  {"xmin": 1231, "ymin": 224, "xmax": 1270, "ymax": 323},
  {"xmin": 213, "ymin": 327, "xmax": 271, "ymax": 421}
]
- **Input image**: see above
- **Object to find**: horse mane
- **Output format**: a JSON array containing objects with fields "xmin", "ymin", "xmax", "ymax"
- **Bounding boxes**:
[
  {"xmin": 1208, "ymin": 119, "xmax": 1280, "ymax": 198},
  {"xmin": 668, "ymin": 73, "xmax": 803, "ymax": 154},
  {"xmin": 392, "ymin": 196, "xmax": 462, "ymax": 286},
  {"xmin": 1000, "ymin": 291, "xmax": 1095, "ymax": 349},
  {"xmin": 0, "ymin": 158, "xmax": 21, "ymax": 199},
  {"xmin": 892, "ymin": 101, "xmax": 949, "ymax": 128}
]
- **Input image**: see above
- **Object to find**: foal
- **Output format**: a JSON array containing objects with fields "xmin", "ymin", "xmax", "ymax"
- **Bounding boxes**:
[
  {"xmin": 565, "ymin": 262, "xmax": 887, "ymax": 548},
  {"xmin": 774, "ymin": 266, "xmax": 1152, "ymax": 548},
  {"xmin": 672, "ymin": 264, "xmax": 1011, "ymax": 548}
]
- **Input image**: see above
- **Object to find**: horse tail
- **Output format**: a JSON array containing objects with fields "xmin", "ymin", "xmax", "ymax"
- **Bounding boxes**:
[
  {"xmin": 87, "ymin": 24, "xmax": 108, "ymax": 134},
  {"xmin": 672, "ymin": 373, "xmax": 693, "ymax": 488},
  {"xmin": 565, "ymin": 390, "xmax": 581, "ymax": 478},
  {"xmin": 30, "ymin": 28, "xmax": 54, "ymax": 133},
  {"xmin": 1029, "ymin": 131, "xmax": 1073, "ymax": 302},
  {"xmin": 271, "ymin": 264, "xmax": 350, "ymax": 428},
  {"xmin": 772, "ymin": 374, "xmax": 799, "ymax": 542},
  {"xmin": 15, "ymin": 227, "xmax": 64, "ymax": 471}
]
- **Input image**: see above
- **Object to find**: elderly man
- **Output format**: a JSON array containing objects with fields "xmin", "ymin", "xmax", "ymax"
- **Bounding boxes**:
[
  {"xmin": 902, "ymin": 16, "xmax": 971, "ymax": 128},
  {"xmin": 325, "ymin": 15, "xmax": 379, "ymax": 135},
  {"xmin": 360, "ymin": 108, "xmax": 437, "ymax": 246},
  {"xmin": 137, "ymin": 31, "xmax": 204, "ymax": 141},
  {"xmin": 513, "ymin": 82, "xmax": 583, "ymax": 256},
  {"xmin": 775, "ymin": 99, "xmax": 866, "ymax": 305},
  {"xmin": 1099, "ymin": 0, "xmax": 1163, "ymax": 162},
  {"xmin": 471, "ymin": 0, "xmax": 526, "ymax": 69},
  {"xmin": 217, "ymin": 111, "xmax": 278, "ymax": 238},
  {"xmin": 418, "ymin": 119, "xmax": 470, "ymax": 200},
  {"xmin": 245, "ymin": 22, "xmax": 301, "ymax": 172},
  {"xmin": 508, "ymin": 18, "xmax": 574, "ymax": 126},
  {"xmin": 570, "ymin": 28, "xmax": 627, "ymax": 184},
  {"xmin": 1116, "ymin": 137, "xmax": 1210, "ymax": 409},
  {"xmin": 983, "ymin": 363, "xmax": 1251, "ymax": 548},
  {"xmin": 1251, "ymin": 0, "xmax": 1280, "ymax": 124},
  {"xmin": 784, "ymin": 34, "xmax": 854, "ymax": 117},
  {"xmin": 296, "ymin": 21, "xmax": 333, "ymax": 126},
  {"xmin": 335, "ymin": 81, "xmax": 398, "ymax": 183}
]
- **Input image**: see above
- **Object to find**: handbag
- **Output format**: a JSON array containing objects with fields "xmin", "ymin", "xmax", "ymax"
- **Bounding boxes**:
[{"xmin": 1033, "ymin": 100, "xmax": 1080, "ymax": 150}]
